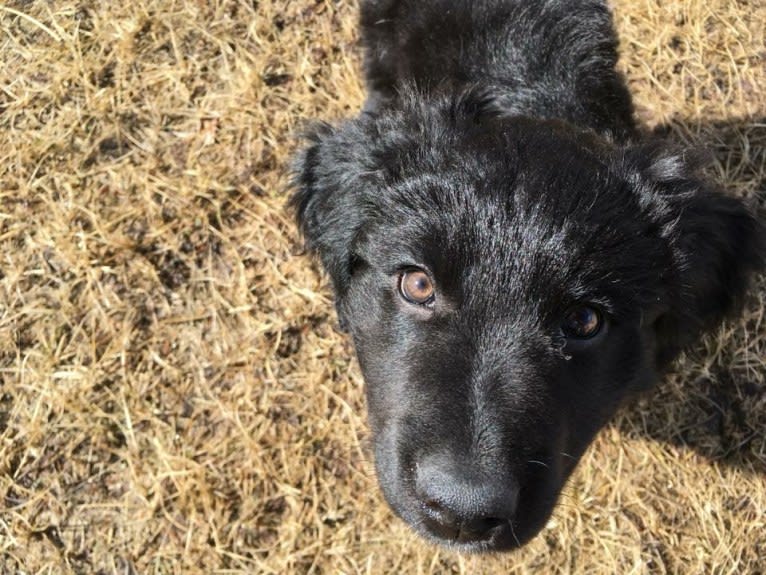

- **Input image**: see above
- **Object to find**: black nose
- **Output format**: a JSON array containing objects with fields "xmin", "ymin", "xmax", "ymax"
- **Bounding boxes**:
[{"xmin": 415, "ymin": 455, "xmax": 519, "ymax": 543}]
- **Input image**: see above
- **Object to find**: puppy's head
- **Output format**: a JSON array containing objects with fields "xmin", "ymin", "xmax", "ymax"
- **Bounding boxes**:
[{"xmin": 292, "ymin": 91, "xmax": 763, "ymax": 552}]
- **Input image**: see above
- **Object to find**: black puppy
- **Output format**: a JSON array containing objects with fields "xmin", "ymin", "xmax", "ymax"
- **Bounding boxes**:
[{"xmin": 291, "ymin": 0, "xmax": 763, "ymax": 552}]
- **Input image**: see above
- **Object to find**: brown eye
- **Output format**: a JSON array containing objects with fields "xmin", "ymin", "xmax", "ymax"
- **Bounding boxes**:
[
  {"xmin": 561, "ymin": 305, "xmax": 601, "ymax": 339},
  {"xmin": 399, "ymin": 269, "xmax": 435, "ymax": 305}
]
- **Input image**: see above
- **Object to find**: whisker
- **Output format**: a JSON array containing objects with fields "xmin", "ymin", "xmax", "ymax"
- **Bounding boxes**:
[{"xmin": 509, "ymin": 521, "xmax": 522, "ymax": 548}]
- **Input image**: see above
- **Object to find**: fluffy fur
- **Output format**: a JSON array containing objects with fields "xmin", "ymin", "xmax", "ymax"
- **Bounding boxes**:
[{"xmin": 291, "ymin": 0, "xmax": 763, "ymax": 552}]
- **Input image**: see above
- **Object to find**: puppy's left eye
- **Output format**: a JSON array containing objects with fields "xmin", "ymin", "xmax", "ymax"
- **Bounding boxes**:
[
  {"xmin": 399, "ymin": 269, "xmax": 435, "ymax": 305},
  {"xmin": 561, "ymin": 305, "xmax": 602, "ymax": 339}
]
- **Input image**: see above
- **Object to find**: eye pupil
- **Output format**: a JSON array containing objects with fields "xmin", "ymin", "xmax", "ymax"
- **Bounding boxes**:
[
  {"xmin": 400, "ymin": 269, "xmax": 434, "ymax": 305},
  {"xmin": 561, "ymin": 306, "xmax": 601, "ymax": 339}
]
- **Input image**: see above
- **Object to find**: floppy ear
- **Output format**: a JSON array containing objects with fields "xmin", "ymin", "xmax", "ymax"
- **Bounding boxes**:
[
  {"xmin": 290, "ymin": 121, "xmax": 384, "ymax": 329},
  {"xmin": 291, "ymin": 87, "xmax": 499, "ymax": 288},
  {"xmin": 624, "ymin": 143, "xmax": 764, "ymax": 365}
]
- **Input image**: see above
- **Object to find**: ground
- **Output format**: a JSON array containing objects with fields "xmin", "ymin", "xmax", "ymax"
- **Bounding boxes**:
[{"xmin": 0, "ymin": 0, "xmax": 764, "ymax": 573}]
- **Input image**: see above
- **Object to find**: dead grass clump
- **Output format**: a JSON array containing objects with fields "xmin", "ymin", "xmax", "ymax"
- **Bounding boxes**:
[{"xmin": 0, "ymin": 0, "xmax": 763, "ymax": 573}]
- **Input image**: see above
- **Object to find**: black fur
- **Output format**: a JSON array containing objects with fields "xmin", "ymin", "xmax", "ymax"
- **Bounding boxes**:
[{"xmin": 291, "ymin": 0, "xmax": 763, "ymax": 552}]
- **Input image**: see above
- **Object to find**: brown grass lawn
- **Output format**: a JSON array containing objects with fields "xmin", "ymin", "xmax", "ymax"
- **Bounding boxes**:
[{"xmin": 1, "ymin": 1, "xmax": 764, "ymax": 573}]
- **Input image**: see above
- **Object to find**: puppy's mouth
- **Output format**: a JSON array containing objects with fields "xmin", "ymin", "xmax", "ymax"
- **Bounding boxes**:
[{"xmin": 417, "ymin": 510, "xmax": 521, "ymax": 552}]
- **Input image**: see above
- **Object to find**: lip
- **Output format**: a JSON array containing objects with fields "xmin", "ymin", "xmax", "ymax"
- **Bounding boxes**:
[
  {"xmin": 418, "ymin": 517, "xmax": 524, "ymax": 552},
  {"xmin": 380, "ymin": 486, "xmax": 544, "ymax": 553}
]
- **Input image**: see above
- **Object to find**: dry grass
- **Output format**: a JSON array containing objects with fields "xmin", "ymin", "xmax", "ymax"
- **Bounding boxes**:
[{"xmin": 0, "ymin": 0, "xmax": 763, "ymax": 573}]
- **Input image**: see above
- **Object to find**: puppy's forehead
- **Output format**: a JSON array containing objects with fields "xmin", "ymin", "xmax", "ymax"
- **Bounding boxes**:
[
  {"xmin": 372, "ymin": 163, "xmax": 623, "ymax": 257},
  {"xmin": 365, "ymin": 164, "xmax": 670, "ymax": 311},
  {"xmin": 359, "ymin": 116, "xmax": 676, "ymax": 310}
]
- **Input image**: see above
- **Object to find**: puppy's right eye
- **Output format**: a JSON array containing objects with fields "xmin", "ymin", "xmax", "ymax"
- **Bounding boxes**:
[{"xmin": 399, "ymin": 269, "xmax": 435, "ymax": 305}]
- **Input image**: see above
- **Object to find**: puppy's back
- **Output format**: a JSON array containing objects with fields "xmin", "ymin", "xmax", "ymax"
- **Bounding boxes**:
[{"xmin": 361, "ymin": 0, "xmax": 636, "ymax": 140}]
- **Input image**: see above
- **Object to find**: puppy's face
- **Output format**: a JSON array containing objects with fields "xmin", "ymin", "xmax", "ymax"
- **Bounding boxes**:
[{"xmin": 292, "ymin": 93, "xmax": 762, "ymax": 551}]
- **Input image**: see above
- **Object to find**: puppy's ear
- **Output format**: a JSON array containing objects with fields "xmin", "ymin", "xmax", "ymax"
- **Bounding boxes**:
[
  {"xmin": 291, "ymin": 122, "xmax": 381, "ymax": 328},
  {"xmin": 623, "ymin": 143, "xmax": 764, "ymax": 364}
]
